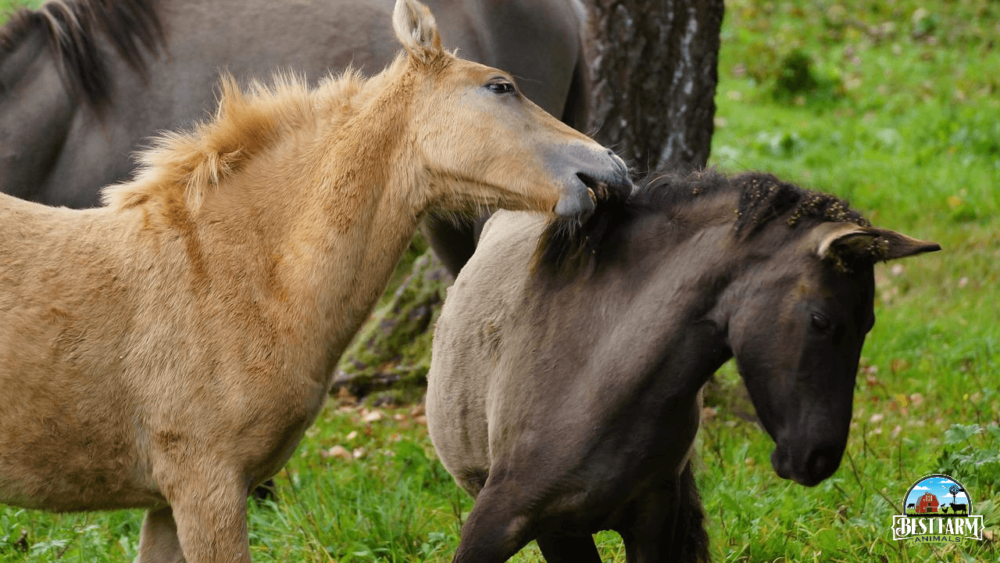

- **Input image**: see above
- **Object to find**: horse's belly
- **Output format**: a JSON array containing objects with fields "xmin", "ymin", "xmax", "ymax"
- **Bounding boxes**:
[
  {"xmin": 0, "ymin": 421, "xmax": 156, "ymax": 512},
  {"xmin": 0, "ymin": 355, "xmax": 153, "ymax": 510}
]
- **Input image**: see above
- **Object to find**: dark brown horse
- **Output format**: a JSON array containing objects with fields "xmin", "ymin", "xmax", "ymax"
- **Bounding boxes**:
[
  {"xmin": 0, "ymin": 0, "xmax": 587, "ymax": 272},
  {"xmin": 427, "ymin": 170, "xmax": 940, "ymax": 562}
]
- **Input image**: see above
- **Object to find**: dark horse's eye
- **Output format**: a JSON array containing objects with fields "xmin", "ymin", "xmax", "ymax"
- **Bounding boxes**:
[
  {"xmin": 486, "ymin": 79, "xmax": 516, "ymax": 95},
  {"xmin": 811, "ymin": 312, "xmax": 831, "ymax": 331}
]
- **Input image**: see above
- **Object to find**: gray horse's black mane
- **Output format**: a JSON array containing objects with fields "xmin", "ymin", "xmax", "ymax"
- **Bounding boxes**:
[
  {"xmin": 0, "ymin": 0, "xmax": 163, "ymax": 109},
  {"xmin": 533, "ymin": 169, "xmax": 870, "ymax": 280}
]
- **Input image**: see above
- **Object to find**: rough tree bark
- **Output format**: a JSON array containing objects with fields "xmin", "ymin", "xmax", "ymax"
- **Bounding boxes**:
[
  {"xmin": 333, "ymin": 0, "xmax": 724, "ymax": 399},
  {"xmin": 586, "ymin": 0, "xmax": 724, "ymax": 173}
]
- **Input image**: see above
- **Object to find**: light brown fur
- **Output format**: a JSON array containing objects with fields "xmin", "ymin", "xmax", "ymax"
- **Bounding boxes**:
[{"xmin": 0, "ymin": 1, "xmax": 629, "ymax": 561}]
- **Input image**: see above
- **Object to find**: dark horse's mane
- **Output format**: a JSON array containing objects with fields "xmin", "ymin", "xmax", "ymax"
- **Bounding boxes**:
[
  {"xmin": 0, "ymin": 0, "xmax": 163, "ymax": 109},
  {"xmin": 533, "ymin": 169, "xmax": 871, "ymax": 279}
]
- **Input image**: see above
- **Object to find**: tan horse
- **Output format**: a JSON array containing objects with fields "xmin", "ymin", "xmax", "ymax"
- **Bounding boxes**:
[{"xmin": 0, "ymin": 0, "xmax": 631, "ymax": 561}]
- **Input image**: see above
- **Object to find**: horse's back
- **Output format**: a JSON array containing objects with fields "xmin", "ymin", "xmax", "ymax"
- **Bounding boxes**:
[{"xmin": 0, "ymin": 195, "xmax": 128, "ymax": 384}]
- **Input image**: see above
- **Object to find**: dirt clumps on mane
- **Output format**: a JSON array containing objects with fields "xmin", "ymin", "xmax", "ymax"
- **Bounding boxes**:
[
  {"xmin": 532, "ymin": 168, "xmax": 870, "ymax": 280},
  {"xmin": 732, "ymin": 172, "xmax": 870, "ymax": 239},
  {"xmin": 532, "ymin": 169, "xmax": 730, "ymax": 281},
  {"xmin": 0, "ymin": 0, "xmax": 163, "ymax": 109}
]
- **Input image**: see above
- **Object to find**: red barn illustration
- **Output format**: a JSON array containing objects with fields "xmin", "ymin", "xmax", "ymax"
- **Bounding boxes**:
[{"xmin": 915, "ymin": 492, "xmax": 939, "ymax": 513}]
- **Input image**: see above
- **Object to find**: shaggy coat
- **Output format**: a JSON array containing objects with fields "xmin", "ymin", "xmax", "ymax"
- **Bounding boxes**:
[
  {"xmin": 0, "ymin": 0, "xmax": 590, "ymax": 275},
  {"xmin": 0, "ymin": 1, "xmax": 630, "ymax": 561},
  {"xmin": 427, "ymin": 170, "xmax": 939, "ymax": 563}
]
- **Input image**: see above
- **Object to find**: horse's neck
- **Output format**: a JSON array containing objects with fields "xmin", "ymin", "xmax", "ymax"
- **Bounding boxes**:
[
  {"xmin": 645, "ymin": 199, "xmax": 778, "ymax": 346},
  {"xmin": 206, "ymin": 83, "xmax": 424, "ymax": 379},
  {"xmin": 603, "ymin": 206, "xmax": 743, "ymax": 376}
]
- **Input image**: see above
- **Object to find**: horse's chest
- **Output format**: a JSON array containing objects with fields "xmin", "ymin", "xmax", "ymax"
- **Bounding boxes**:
[{"xmin": 239, "ymin": 376, "xmax": 329, "ymax": 476}]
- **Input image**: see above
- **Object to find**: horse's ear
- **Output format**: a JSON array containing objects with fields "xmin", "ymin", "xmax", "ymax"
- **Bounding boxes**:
[
  {"xmin": 867, "ymin": 228, "xmax": 941, "ymax": 261},
  {"xmin": 393, "ymin": 0, "xmax": 444, "ymax": 65},
  {"xmin": 817, "ymin": 224, "xmax": 940, "ymax": 266}
]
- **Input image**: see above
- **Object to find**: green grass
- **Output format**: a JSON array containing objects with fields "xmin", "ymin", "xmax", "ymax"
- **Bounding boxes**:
[
  {"xmin": 0, "ymin": 0, "xmax": 29, "ymax": 15},
  {"xmin": 2, "ymin": 0, "xmax": 998, "ymax": 561}
]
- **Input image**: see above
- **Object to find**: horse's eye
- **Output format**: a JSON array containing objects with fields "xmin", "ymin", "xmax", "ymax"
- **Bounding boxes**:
[
  {"xmin": 811, "ymin": 313, "xmax": 831, "ymax": 331},
  {"xmin": 485, "ymin": 80, "xmax": 516, "ymax": 95}
]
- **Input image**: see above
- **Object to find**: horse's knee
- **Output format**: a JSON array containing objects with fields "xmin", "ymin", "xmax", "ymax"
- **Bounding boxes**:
[{"xmin": 137, "ymin": 506, "xmax": 184, "ymax": 563}]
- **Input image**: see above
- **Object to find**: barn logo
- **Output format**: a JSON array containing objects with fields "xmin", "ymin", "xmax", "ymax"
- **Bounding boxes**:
[{"xmin": 891, "ymin": 474, "xmax": 983, "ymax": 543}]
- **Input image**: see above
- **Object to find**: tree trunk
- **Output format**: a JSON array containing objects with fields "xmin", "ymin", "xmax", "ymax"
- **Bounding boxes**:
[
  {"xmin": 585, "ymin": 0, "xmax": 724, "ymax": 173},
  {"xmin": 333, "ymin": 0, "xmax": 723, "ymax": 400}
]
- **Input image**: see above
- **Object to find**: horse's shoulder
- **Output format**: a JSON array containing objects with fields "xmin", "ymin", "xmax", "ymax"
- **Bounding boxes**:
[
  {"xmin": 455, "ymin": 211, "xmax": 544, "ymax": 297},
  {"xmin": 437, "ymin": 212, "xmax": 544, "ymax": 363}
]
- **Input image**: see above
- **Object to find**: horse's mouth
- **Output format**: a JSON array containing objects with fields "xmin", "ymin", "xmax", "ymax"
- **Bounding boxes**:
[
  {"xmin": 577, "ymin": 170, "xmax": 634, "ymax": 203},
  {"xmin": 770, "ymin": 445, "xmax": 841, "ymax": 487}
]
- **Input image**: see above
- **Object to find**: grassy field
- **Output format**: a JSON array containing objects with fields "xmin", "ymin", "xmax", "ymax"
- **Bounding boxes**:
[{"xmin": 1, "ymin": 0, "xmax": 998, "ymax": 561}]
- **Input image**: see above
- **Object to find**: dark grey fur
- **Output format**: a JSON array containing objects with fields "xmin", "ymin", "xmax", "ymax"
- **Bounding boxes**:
[{"xmin": 0, "ymin": 0, "xmax": 162, "ymax": 109}]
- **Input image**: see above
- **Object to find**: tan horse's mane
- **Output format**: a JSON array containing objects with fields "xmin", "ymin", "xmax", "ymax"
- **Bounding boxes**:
[{"xmin": 103, "ymin": 55, "xmax": 410, "ymax": 212}]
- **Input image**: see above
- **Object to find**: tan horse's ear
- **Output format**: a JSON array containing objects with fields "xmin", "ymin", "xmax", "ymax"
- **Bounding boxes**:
[
  {"xmin": 817, "ymin": 223, "xmax": 941, "ymax": 266},
  {"xmin": 393, "ymin": 0, "xmax": 444, "ymax": 65}
]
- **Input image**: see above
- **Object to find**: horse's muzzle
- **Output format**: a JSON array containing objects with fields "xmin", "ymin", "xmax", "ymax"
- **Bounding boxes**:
[
  {"xmin": 770, "ymin": 443, "xmax": 844, "ymax": 487},
  {"xmin": 551, "ymin": 148, "xmax": 633, "ymax": 221}
]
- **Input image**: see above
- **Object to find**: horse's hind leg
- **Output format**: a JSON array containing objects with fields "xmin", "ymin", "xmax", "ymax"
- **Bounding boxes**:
[
  {"xmin": 675, "ymin": 461, "xmax": 709, "ymax": 563},
  {"xmin": 536, "ymin": 534, "xmax": 602, "ymax": 563},
  {"xmin": 137, "ymin": 507, "xmax": 184, "ymax": 563}
]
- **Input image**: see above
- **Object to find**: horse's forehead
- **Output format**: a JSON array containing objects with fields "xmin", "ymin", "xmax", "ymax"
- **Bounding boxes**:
[
  {"xmin": 769, "ymin": 251, "xmax": 874, "ymax": 318},
  {"xmin": 439, "ymin": 58, "xmax": 506, "ymax": 83}
]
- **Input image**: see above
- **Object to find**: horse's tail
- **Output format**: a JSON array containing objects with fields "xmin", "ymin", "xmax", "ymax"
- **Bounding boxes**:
[{"xmin": 677, "ymin": 460, "xmax": 711, "ymax": 562}]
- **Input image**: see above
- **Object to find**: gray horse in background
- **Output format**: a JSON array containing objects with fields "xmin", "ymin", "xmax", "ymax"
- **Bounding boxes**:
[
  {"xmin": 427, "ymin": 170, "xmax": 940, "ymax": 562},
  {"xmin": 0, "ymin": 0, "xmax": 588, "ymax": 272}
]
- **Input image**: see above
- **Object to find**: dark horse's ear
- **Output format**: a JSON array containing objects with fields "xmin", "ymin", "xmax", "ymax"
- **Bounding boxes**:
[
  {"xmin": 817, "ymin": 223, "xmax": 941, "ymax": 267},
  {"xmin": 393, "ymin": 0, "xmax": 444, "ymax": 65}
]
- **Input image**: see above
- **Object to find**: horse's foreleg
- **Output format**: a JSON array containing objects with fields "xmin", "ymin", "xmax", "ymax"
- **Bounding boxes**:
[
  {"xmin": 168, "ymin": 479, "xmax": 250, "ymax": 563},
  {"xmin": 535, "ymin": 533, "xmax": 602, "ymax": 563},
  {"xmin": 674, "ymin": 461, "xmax": 710, "ymax": 563},
  {"xmin": 451, "ymin": 482, "xmax": 536, "ymax": 563},
  {"xmin": 618, "ymin": 462, "xmax": 710, "ymax": 563},
  {"xmin": 137, "ymin": 506, "xmax": 185, "ymax": 563}
]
